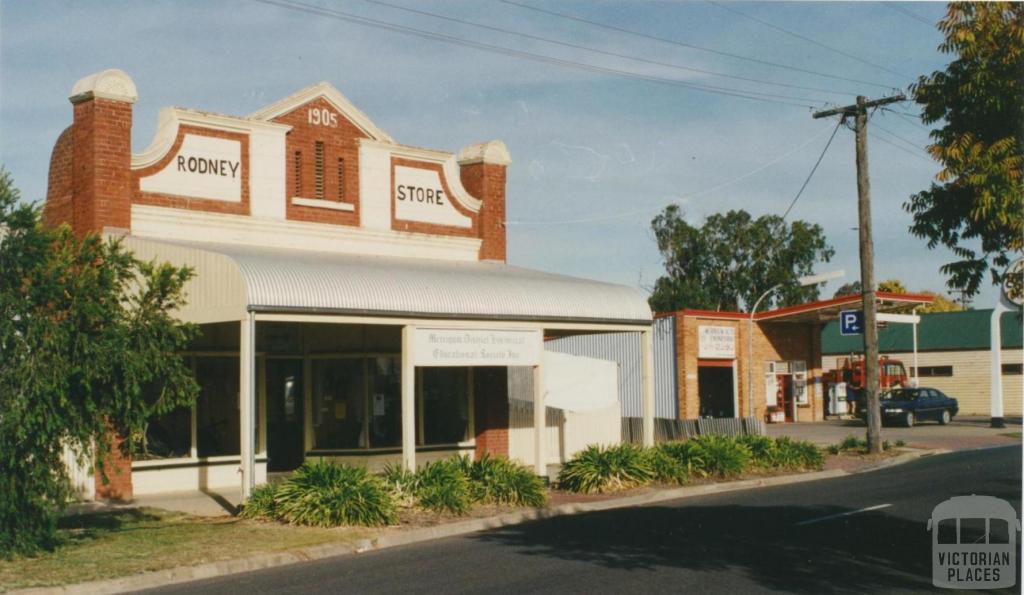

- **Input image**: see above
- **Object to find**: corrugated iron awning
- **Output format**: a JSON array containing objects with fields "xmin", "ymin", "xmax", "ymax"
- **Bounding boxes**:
[{"xmin": 122, "ymin": 237, "xmax": 653, "ymax": 325}]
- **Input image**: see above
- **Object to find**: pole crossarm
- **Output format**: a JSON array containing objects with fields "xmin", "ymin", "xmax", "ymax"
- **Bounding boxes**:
[{"xmin": 812, "ymin": 94, "xmax": 906, "ymax": 119}]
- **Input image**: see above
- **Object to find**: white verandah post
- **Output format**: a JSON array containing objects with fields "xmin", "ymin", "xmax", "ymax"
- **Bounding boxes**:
[
  {"xmin": 401, "ymin": 325, "xmax": 417, "ymax": 471},
  {"xmin": 533, "ymin": 356, "xmax": 546, "ymax": 477},
  {"xmin": 239, "ymin": 313, "xmax": 256, "ymax": 501},
  {"xmin": 641, "ymin": 328, "xmax": 656, "ymax": 447}
]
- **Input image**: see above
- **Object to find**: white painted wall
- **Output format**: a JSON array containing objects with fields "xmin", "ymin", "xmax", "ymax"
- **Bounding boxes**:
[{"xmin": 132, "ymin": 461, "xmax": 267, "ymax": 496}]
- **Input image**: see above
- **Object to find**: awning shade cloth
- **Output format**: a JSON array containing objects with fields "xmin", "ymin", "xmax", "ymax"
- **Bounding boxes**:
[
  {"xmin": 121, "ymin": 237, "xmax": 653, "ymax": 325},
  {"xmin": 542, "ymin": 351, "xmax": 620, "ymax": 412}
]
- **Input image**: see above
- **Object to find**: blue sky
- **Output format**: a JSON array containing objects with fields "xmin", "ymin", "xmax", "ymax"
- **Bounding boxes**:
[{"xmin": 2, "ymin": 1, "xmax": 993, "ymax": 307}]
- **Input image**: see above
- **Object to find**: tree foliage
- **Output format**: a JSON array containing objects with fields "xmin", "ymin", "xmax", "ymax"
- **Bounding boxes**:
[
  {"xmin": 906, "ymin": 2, "xmax": 1024, "ymax": 297},
  {"xmin": 649, "ymin": 206, "xmax": 834, "ymax": 312},
  {"xmin": 0, "ymin": 169, "xmax": 198, "ymax": 556}
]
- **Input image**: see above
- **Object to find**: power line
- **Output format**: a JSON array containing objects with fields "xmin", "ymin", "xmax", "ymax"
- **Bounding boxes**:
[
  {"xmin": 507, "ymin": 125, "xmax": 837, "ymax": 226},
  {"xmin": 358, "ymin": 0, "xmax": 859, "ymax": 97},
  {"xmin": 782, "ymin": 119, "xmax": 842, "ymax": 220},
  {"xmin": 252, "ymin": 0, "xmax": 824, "ymax": 108},
  {"xmin": 882, "ymin": 3, "xmax": 935, "ymax": 27},
  {"xmin": 871, "ymin": 121, "xmax": 930, "ymax": 154},
  {"xmin": 496, "ymin": 0, "xmax": 896, "ymax": 90},
  {"xmin": 868, "ymin": 131, "xmax": 934, "ymax": 164},
  {"xmin": 708, "ymin": 1, "xmax": 912, "ymax": 81},
  {"xmin": 881, "ymin": 107, "xmax": 930, "ymax": 131}
]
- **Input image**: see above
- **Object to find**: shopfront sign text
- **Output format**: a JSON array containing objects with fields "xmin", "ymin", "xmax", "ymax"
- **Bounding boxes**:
[
  {"xmin": 413, "ymin": 328, "xmax": 542, "ymax": 367},
  {"xmin": 393, "ymin": 165, "xmax": 472, "ymax": 228},
  {"xmin": 698, "ymin": 325, "xmax": 736, "ymax": 359},
  {"xmin": 140, "ymin": 134, "xmax": 242, "ymax": 202}
]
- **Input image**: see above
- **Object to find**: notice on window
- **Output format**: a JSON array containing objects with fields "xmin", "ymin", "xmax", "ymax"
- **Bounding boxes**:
[
  {"xmin": 372, "ymin": 393, "xmax": 386, "ymax": 416},
  {"xmin": 698, "ymin": 325, "xmax": 736, "ymax": 359},
  {"xmin": 413, "ymin": 328, "xmax": 542, "ymax": 367}
]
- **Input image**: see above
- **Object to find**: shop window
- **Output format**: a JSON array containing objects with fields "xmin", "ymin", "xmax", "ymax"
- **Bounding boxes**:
[
  {"xmin": 196, "ymin": 357, "xmax": 241, "ymax": 457},
  {"xmin": 293, "ymin": 151, "xmax": 302, "ymax": 197},
  {"xmin": 912, "ymin": 365, "xmax": 953, "ymax": 377},
  {"xmin": 368, "ymin": 356, "xmax": 402, "ymax": 448},
  {"xmin": 312, "ymin": 358, "xmax": 365, "ymax": 449},
  {"xmin": 314, "ymin": 141, "xmax": 324, "ymax": 199},
  {"xmin": 420, "ymin": 368, "xmax": 470, "ymax": 445},
  {"xmin": 1001, "ymin": 363, "xmax": 1023, "ymax": 375},
  {"xmin": 140, "ymin": 406, "xmax": 191, "ymax": 460}
]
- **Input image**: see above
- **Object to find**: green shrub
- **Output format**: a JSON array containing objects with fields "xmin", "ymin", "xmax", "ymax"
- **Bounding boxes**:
[
  {"xmin": 239, "ymin": 482, "xmax": 280, "ymax": 521},
  {"xmin": 412, "ymin": 459, "xmax": 473, "ymax": 514},
  {"xmin": 558, "ymin": 444, "xmax": 654, "ymax": 493},
  {"xmin": 381, "ymin": 462, "xmax": 418, "ymax": 507},
  {"xmin": 882, "ymin": 440, "xmax": 892, "ymax": 451},
  {"xmin": 895, "ymin": 439, "xmax": 906, "ymax": 447},
  {"xmin": 736, "ymin": 434, "xmax": 779, "ymax": 468},
  {"xmin": 772, "ymin": 437, "xmax": 825, "ymax": 470},
  {"xmin": 838, "ymin": 435, "xmax": 864, "ymax": 451},
  {"xmin": 274, "ymin": 461, "xmax": 396, "ymax": 527},
  {"xmin": 462, "ymin": 454, "xmax": 548, "ymax": 507},
  {"xmin": 647, "ymin": 445, "xmax": 690, "ymax": 485},
  {"xmin": 686, "ymin": 435, "xmax": 751, "ymax": 478}
]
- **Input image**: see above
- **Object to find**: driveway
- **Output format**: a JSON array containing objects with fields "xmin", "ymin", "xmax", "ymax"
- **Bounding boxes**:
[{"xmin": 767, "ymin": 415, "xmax": 1022, "ymax": 450}]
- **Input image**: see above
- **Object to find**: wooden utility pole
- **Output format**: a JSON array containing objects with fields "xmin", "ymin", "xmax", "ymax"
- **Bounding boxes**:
[{"xmin": 814, "ymin": 93, "xmax": 904, "ymax": 454}]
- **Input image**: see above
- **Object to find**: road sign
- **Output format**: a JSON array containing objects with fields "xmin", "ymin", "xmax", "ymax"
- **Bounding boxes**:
[{"xmin": 840, "ymin": 310, "xmax": 863, "ymax": 335}]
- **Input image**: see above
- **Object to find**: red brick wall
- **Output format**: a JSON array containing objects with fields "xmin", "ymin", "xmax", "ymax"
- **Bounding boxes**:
[
  {"xmin": 94, "ymin": 432, "xmax": 133, "ymax": 501},
  {"xmin": 459, "ymin": 162, "xmax": 507, "ymax": 262},
  {"xmin": 43, "ymin": 127, "xmax": 74, "ymax": 228},
  {"xmin": 70, "ymin": 98, "xmax": 133, "ymax": 236},
  {"xmin": 273, "ymin": 97, "xmax": 365, "ymax": 226},
  {"xmin": 474, "ymin": 367, "xmax": 509, "ymax": 458}
]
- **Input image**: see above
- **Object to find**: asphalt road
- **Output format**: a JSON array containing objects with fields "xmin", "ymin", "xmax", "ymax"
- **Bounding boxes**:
[{"xmin": 145, "ymin": 445, "xmax": 1022, "ymax": 595}]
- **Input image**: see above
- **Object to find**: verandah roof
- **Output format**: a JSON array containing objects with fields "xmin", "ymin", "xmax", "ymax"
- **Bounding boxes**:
[{"xmin": 122, "ymin": 237, "xmax": 653, "ymax": 326}]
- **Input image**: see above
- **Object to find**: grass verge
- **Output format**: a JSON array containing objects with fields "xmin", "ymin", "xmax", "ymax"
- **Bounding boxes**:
[{"xmin": 0, "ymin": 507, "xmax": 369, "ymax": 591}]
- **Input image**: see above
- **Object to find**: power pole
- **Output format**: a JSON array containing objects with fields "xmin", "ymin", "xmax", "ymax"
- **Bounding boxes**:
[{"xmin": 814, "ymin": 93, "xmax": 904, "ymax": 454}]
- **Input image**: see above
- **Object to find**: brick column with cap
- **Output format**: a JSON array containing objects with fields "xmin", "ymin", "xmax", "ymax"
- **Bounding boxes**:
[
  {"xmin": 48, "ymin": 69, "xmax": 139, "ymax": 500},
  {"xmin": 458, "ymin": 140, "xmax": 510, "ymax": 262}
]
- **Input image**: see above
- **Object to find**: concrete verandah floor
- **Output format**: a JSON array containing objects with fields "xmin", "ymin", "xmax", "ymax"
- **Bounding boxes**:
[{"xmin": 766, "ymin": 415, "xmax": 1022, "ymax": 450}]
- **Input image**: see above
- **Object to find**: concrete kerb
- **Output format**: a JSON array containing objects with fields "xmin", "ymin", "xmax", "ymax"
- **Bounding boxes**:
[{"xmin": 15, "ymin": 450, "xmax": 938, "ymax": 595}]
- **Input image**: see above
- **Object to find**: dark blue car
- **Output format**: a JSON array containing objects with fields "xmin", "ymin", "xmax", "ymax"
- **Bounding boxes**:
[{"xmin": 859, "ymin": 387, "xmax": 960, "ymax": 427}]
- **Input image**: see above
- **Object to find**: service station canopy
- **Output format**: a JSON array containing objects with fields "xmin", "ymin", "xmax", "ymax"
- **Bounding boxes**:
[{"xmin": 754, "ymin": 291, "xmax": 935, "ymax": 325}]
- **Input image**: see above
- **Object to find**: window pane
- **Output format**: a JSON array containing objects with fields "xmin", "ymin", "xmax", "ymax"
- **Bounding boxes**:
[
  {"xmin": 312, "ymin": 359, "xmax": 365, "ymax": 449},
  {"xmin": 369, "ymin": 356, "xmax": 402, "ymax": 448},
  {"xmin": 196, "ymin": 357, "xmax": 240, "ymax": 457},
  {"xmin": 141, "ymin": 407, "xmax": 190, "ymax": 460},
  {"xmin": 989, "ymin": 519, "xmax": 1010, "ymax": 544},
  {"xmin": 421, "ymin": 368, "xmax": 470, "ymax": 445},
  {"xmin": 937, "ymin": 518, "xmax": 958, "ymax": 544},
  {"xmin": 960, "ymin": 518, "xmax": 987, "ymax": 544}
]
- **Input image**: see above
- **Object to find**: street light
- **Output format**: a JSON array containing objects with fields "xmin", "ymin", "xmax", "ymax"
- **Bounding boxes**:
[{"xmin": 746, "ymin": 269, "xmax": 845, "ymax": 418}]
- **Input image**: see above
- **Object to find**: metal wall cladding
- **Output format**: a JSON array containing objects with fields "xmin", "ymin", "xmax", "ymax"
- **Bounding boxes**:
[{"xmin": 534, "ymin": 316, "xmax": 678, "ymax": 419}]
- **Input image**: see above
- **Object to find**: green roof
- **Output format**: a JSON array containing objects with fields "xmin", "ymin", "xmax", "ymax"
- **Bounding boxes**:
[{"xmin": 821, "ymin": 309, "xmax": 1023, "ymax": 354}]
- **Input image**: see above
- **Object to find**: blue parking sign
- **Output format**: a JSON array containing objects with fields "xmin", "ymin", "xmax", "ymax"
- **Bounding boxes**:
[{"xmin": 839, "ymin": 310, "xmax": 863, "ymax": 335}]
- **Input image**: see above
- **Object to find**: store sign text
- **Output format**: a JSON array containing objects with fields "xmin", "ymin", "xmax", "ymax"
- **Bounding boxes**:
[
  {"xmin": 698, "ymin": 325, "xmax": 736, "ymax": 359},
  {"xmin": 413, "ymin": 328, "xmax": 542, "ymax": 367},
  {"xmin": 393, "ymin": 165, "xmax": 472, "ymax": 228},
  {"xmin": 140, "ymin": 134, "xmax": 242, "ymax": 202}
]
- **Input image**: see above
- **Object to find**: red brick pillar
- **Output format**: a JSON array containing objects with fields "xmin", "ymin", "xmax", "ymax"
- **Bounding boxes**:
[
  {"xmin": 474, "ymin": 367, "xmax": 510, "ymax": 459},
  {"xmin": 67, "ymin": 69, "xmax": 136, "ymax": 237},
  {"xmin": 66, "ymin": 70, "xmax": 138, "ymax": 500},
  {"xmin": 458, "ymin": 141, "xmax": 510, "ymax": 263}
]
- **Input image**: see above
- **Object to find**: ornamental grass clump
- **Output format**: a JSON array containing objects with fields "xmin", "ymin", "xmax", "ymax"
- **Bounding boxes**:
[
  {"xmin": 273, "ymin": 461, "xmax": 396, "ymax": 527},
  {"xmin": 461, "ymin": 454, "xmax": 548, "ymax": 507},
  {"xmin": 771, "ymin": 437, "xmax": 824, "ymax": 470},
  {"xmin": 411, "ymin": 459, "xmax": 473, "ymax": 515},
  {"xmin": 239, "ymin": 482, "xmax": 280, "ymax": 521},
  {"xmin": 736, "ymin": 434, "xmax": 780, "ymax": 469},
  {"xmin": 557, "ymin": 444, "xmax": 654, "ymax": 494},
  {"xmin": 678, "ymin": 435, "xmax": 752, "ymax": 479},
  {"xmin": 647, "ymin": 445, "xmax": 690, "ymax": 485}
]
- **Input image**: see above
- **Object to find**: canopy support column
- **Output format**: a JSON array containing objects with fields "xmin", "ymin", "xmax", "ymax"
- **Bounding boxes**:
[
  {"xmin": 401, "ymin": 325, "xmax": 417, "ymax": 470},
  {"xmin": 533, "ymin": 358, "xmax": 546, "ymax": 477},
  {"xmin": 641, "ymin": 328, "xmax": 656, "ymax": 447},
  {"xmin": 239, "ymin": 313, "xmax": 256, "ymax": 501}
]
